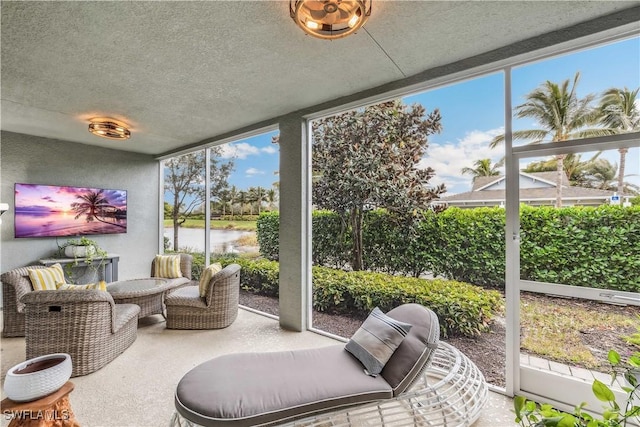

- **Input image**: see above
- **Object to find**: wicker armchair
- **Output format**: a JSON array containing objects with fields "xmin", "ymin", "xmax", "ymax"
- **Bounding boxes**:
[
  {"xmin": 165, "ymin": 264, "xmax": 240, "ymax": 330},
  {"xmin": 1, "ymin": 265, "xmax": 48, "ymax": 337},
  {"xmin": 21, "ymin": 289, "xmax": 140, "ymax": 377}
]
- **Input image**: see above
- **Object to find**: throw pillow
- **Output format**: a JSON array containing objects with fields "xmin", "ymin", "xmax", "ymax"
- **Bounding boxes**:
[
  {"xmin": 199, "ymin": 263, "xmax": 223, "ymax": 297},
  {"xmin": 28, "ymin": 263, "xmax": 66, "ymax": 291},
  {"xmin": 345, "ymin": 307, "xmax": 412, "ymax": 377},
  {"xmin": 56, "ymin": 281, "xmax": 107, "ymax": 291},
  {"xmin": 153, "ymin": 255, "xmax": 183, "ymax": 279}
]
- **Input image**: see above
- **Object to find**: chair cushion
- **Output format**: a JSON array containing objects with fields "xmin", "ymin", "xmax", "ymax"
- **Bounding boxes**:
[
  {"xmin": 199, "ymin": 263, "xmax": 222, "ymax": 297},
  {"xmin": 381, "ymin": 303, "xmax": 440, "ymax": 396},
  {"xmin": 153, "ymin": 255, "xmax": 182, "ymax": 279},
  {"xmin": 345, "ymin": 307, "xmax": 411, "ymax": 377},
  {"xmin": 175, "ymin": 345, "xmax": 393, "ymax": 427},
  {"xmin": 27, "ymin": 263, "xmax": 66, "ymax": 291},
  {"xmin": 165, "ymin": 285, "xmax": 206, "ymax": 308}
]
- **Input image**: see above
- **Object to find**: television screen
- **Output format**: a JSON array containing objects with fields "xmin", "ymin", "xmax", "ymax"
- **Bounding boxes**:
[{"xmin": 14, "ymin": 183, "xmax": 127, "ymax": 238}]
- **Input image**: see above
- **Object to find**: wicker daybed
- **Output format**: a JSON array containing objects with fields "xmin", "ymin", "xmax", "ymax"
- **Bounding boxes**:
[{"xmin": 170, "ymin": 303, "xmax": 487, "ymax": 427}]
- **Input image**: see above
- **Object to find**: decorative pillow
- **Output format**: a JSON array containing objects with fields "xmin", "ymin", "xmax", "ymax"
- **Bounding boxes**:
[
  {"xmin": 154, "ymin": 255, "xmax": 182, "ymax": 279},
  {"xmin": 199, "ymin": 263, "xmax": 223, "ymax": 297},
  {"xmin": 28, "ymin": 263, "xmax": 66, "ymax": 291},
  {"xmin": 345, "ymin": 307, "xmax": 412, "ymax": 377},
  {"xmin": 56, "ymin": 281, "xmax": 107, "ymax": 291}
]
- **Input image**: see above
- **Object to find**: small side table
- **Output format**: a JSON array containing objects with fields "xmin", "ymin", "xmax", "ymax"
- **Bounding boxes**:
[{"xmin": 1, "ymin": 382, "xmax": 79, "ymax": 427}]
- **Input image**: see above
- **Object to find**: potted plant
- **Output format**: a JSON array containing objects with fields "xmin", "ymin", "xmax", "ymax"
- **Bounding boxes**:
[
  {"xmin": 515, "ymin": 350, "xmax": 640, "ymax": 426},
  {"xmin": 57, "ymin": 236, "xmax": 108, "ymax": 281}
]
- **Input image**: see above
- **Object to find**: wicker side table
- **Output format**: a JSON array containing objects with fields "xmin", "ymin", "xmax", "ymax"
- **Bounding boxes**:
[{"xmin": 1, "ymin": 382, "xmax": 79, "ymax": 427}]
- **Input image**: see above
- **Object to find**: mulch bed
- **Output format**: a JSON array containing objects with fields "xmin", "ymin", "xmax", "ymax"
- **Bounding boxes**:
[{"xmin": 239, "ymin": 290, "xmax": 637, "ymax": 388}]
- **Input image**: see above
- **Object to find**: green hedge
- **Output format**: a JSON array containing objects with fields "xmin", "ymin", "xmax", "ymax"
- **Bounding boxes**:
[
  {"xmin": 217, "ymin": 258, "xmax": 502, "ymax": 338},
  {"xmin": 256, "ymin": 206, "xmax": 639, "ymax": 292}
]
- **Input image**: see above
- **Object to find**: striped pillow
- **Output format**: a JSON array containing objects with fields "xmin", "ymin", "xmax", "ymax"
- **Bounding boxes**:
[
  {"xmin": 154, "ymin": 255, "xmax": 182, "ymax": 279},
  {"xmin": 28, "ymin": 264, "xmax": 66, "ymax": 291},
  {"xmin": 345, "ymin": 307, "xmax": 412, "ymax": 377},
  {"xmin": 199, "ymin": 263, "xmax": 223, "ymax": 297},
  {"xmin": 57, "ymin": 281, "xmax": 107, "ymax": 291}
]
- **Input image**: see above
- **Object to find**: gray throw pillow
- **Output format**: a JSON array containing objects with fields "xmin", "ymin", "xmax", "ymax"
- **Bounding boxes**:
[{"xmin": 345, "ymin": 307, "xmax": 412, "ymax": 376}]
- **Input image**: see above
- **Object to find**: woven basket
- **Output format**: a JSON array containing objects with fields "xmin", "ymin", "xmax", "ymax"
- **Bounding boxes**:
[{"xmin": 3, "ymin": 353, "xmax": 72, "ymax": 402}]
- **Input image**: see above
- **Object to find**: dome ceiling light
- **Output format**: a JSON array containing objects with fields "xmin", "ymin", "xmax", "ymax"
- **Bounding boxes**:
[
  {"xmin": 290, "ymin": 0, "xmax": 371, "ymax": 40},
  {"xmin": 88, "ymin": 118, "xmax": 131, "ymax": 140}
]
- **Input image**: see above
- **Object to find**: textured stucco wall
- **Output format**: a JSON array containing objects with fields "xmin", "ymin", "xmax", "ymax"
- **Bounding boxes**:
[{"xmin": 0, "ymin": 131, "xmax": 159, "ymax": 302}]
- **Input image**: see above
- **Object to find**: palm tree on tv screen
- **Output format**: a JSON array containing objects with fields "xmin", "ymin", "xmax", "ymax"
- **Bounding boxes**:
[{"xmin": 71, "ymin": 190, "xmax": 125, "ymax": 228}]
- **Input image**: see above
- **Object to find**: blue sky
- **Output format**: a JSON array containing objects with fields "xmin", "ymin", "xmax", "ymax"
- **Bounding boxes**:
[{"xmin": 211, "ymin": 36, "xmax": 639, "ymax": 196}]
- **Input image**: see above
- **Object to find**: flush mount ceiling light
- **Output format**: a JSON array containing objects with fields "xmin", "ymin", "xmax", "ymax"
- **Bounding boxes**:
[
  {"xmin": 290, "ymin": 0, "xmax": 371, "ymax": 40},
  {"xmin": 88, "ymin": 118, "xmax": 131, "ymax": 140}
]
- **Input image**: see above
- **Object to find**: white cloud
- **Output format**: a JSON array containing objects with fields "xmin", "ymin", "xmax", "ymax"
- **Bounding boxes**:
[
  {"xmin": 417, "ymin": 127, "xmax": 505, "ymax": 193},
  {"xmin": 219, "ymin": 142, "xmax": 260, "ymax": 159},
  {"xmin": 261, "ymin": 146, "xmax": 277, "ymax": 154},
  {"xmin": 246, "ymin": 167, "xmax": 265, "ymax": 177}
]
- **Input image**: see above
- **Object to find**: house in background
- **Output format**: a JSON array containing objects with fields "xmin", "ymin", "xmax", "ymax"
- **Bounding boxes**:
[{"xmin": 437, "ymin": 171, "xmax": 623, "ymax": 208}]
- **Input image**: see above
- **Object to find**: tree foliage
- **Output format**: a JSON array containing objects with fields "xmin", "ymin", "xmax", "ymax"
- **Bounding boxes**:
[
  {"xmin": 491, "ymin": 72, "xmax": 613, "ymax": 207},
  {"xmin": 461, "ymin": 158, "xmax": 504, "ymax": 182},
  {"xmin": 164, "ymin": 147, "xmax": 234, "ymax": 250},
  {"xmin": 598, "ymin": 86, "xmax": 640, "ymax": 195},
  {"xmin": 311, "ymin": 100, "xmax": 444, "ymax": 270}
]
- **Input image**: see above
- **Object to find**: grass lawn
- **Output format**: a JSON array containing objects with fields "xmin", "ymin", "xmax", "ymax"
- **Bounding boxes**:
[
  {"xmin": 520, "ymin": 293, "xmax": 638, "ymax": 369},
  {"xmin": 164, "ymin": 219, "xmax": 256, "ymax": 231}
]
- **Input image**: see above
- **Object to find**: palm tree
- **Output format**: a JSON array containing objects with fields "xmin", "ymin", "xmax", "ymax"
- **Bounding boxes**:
[
  {"xmin": 238, "ymin": 190, "xmax": 248, "ymax": 216},
  {"xmin": 71, "ymin": 190, "xmax": 125, "ymax": 228},
  {"xmin": 460, "ymin": 158, "xmax": 504, "ymax": 183},
  {"xmin": 218, "ymin": 189, "xmax": 230, "ymax": 216},
  {"xmin": 598, "ymin": 87, "xmax": 640, "ymax": 195},
  {"xmin": 522, "ymin": 153, "xmax": 599, "ymax": 187},
  {"xmin": 490, "ymin": 72, "xmax": 612, "ymax": 207},
  {"xmin": 266, "ymin": 187, "xmax": 278, "ymax": 210},
  {"xmin": 581, "ymin": 158, "xmax": 618, "ymax": 190},
  {"xmin": 228, "ymin": 186, "xmax": 238, "ymax": 219}
]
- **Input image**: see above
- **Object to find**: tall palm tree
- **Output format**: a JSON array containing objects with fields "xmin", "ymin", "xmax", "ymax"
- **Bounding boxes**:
[
  {"xmin": 228, "ymin": 186, "xmax": 238, "ymax": 219},
  {"xmin": 266, "ymin": 187, "xmax": 278, "ymax": 210},
  {"xmin": 490, "ymin": 72, "xmax": 612, "ymax": 207},
  {"xmin": 460, "ymin": 158, "xmax": 504, "ymax": 183},
  {"xmin": 238, "ymin": 190, "xmax": 248, "ymax": 216},
  {"xmin": 598, "ymin": 87, "xmax": 640, "ymax": 195},
  {"xmin": 71, "ymin": 190, "xmax": 125, "ymax": 228}
]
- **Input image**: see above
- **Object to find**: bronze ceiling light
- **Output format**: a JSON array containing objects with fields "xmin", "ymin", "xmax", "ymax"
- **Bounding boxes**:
[
  {"xmin": 290, "ymin": 0, "xmax": 371, "ymax": 40},
  {"xmin": 88, "ymin": 118, "xmax": 131, "ymax": 140}
]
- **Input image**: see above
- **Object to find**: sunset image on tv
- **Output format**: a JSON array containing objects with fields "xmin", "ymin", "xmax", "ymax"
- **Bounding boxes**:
[{"xmin": 14, "ymin": 183, "xmax": 127, "ymax": 238}]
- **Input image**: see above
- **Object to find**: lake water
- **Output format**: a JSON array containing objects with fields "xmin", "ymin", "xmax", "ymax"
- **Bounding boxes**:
[{"xmin": 164, "ymin": 227, "xmax": 252, "ymax": 252}]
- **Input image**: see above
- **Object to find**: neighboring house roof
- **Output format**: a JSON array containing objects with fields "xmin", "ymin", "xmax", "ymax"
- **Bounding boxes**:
[{"xmin": 438, "ymin": 172, "xmax": 620, "ymax": 208}]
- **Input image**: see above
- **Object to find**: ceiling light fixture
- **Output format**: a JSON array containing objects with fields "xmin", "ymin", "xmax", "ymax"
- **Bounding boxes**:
[
  {"xmin": 290, "ymin": 0, "xmax": 371, "ymax": 40},
  {"xmin": 88, "ymin": 119, "xmax": 131, "ymax": 140}
]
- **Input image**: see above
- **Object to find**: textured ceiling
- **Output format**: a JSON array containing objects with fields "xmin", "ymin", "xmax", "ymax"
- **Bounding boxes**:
[{"xmin": 1, "ymin": 1, "xmax": 639, "ymax": 156}]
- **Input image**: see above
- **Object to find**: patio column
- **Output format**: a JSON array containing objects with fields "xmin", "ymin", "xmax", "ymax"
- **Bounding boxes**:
[{"xmin": 277, "ymin": 114, "xmax": 310, "ymax": 331}]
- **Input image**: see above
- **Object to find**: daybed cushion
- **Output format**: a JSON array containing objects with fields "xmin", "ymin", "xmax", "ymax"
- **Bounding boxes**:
[
  {"xmin": 175, "ymin": 345, "xmax": 393, "ymax": 427},
  {"xmin": 345, "ymin": 307, "xmax": 412, "ymax": 376},
  {"xmin": 381, "ymin": 303, "xmax": 440, "ymax": 396}
]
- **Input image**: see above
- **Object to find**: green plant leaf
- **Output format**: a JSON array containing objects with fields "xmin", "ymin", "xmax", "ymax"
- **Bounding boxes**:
[
  {"xmin": 608, "ymin": 349, "xmax": 621, "ymax": 365},
  {"xmin": 592, "ymin": 379, "xmax": 615, "ymax": 402}
]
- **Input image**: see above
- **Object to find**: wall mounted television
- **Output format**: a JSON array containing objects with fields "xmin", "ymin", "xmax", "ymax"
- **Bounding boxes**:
[{"xmin": 14, "ymin": 183, "xmax": 127, "ymax": 238}]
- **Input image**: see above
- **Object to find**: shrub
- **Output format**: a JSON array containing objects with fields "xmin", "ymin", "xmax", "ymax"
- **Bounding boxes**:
[
  {"xmin": 256, "ymin": 212, "xmax": 279, "ymax": 260},
  {"xmin": 225, "ymin": 258, "xmax": 502, "ymax": 338}
]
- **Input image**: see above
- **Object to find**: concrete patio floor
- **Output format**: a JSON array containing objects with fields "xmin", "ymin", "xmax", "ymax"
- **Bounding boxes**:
[{"xmin": 1, "ymin": 308, "xmax": 515, "ymax": 426}]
